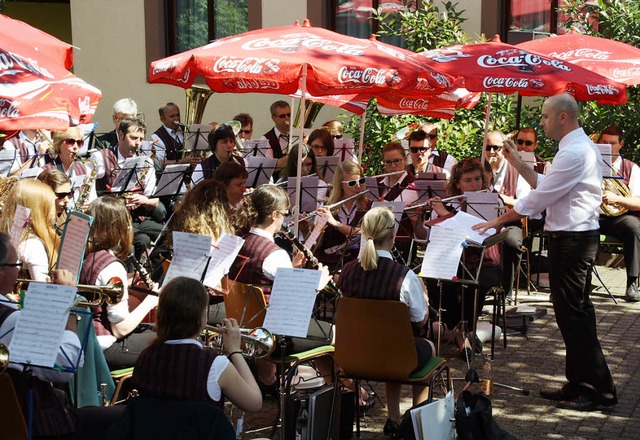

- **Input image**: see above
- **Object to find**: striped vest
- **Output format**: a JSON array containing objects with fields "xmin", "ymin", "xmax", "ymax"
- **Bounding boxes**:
[
  {"xmin": 338, "ymin": 256, "xmax": 410, "ymax": 301},
  {"xmin": 228, "ymin": 233, "xmax": 282, "ymax": 294},
  {"xmin": 95, "ymin": 148, "xmax": 119, "ymax": 193}
]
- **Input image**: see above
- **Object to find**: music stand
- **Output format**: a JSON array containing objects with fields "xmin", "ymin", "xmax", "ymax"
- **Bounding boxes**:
[
  {"xmin": 152, "ymin": 164, "xmax": 190, "ymax": 198},
  {"xmin": 109, "ymin": 157, "xmax": 150, "ymax": 195},
  {"xmin": 287, "ymin": 176, "xmax": 320, "ymax": 213},
  {"xmin": 246, "ymin": 157, "xmax": 278, "ymax": 188},
  {"xmin": 185, "ymin": 124, "xmax": 212, "ymax": 157},
  {"xmin": 242, "ymin": 139, "xmax": 272, "ymax": 159},
  {"xmin": 333, "ymin": 139, "xmax": 357, "ymax": 163},
  {"xmin": 0, "ymin": 149, "xmax": 16, "ymax": 177},
  {"xmin": 315, "ymin": 156, "xmax": 340, "ymax": 184},
  {"xmin": 412, "ymin": 178, "xmax": 447, "ymax": 203}
]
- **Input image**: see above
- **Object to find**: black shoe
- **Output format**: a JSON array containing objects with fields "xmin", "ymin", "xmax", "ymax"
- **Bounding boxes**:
[
  {"xmin": 625, "ymin": 284, "xmax": 640, "ymax": 302},
  {"xmin": 557, "ymin": 395, "xmax": 602, "ymax": 411},
  {"xmin": 540, "ymin": 384, "xmax": 580, "ymax": 402},
  {"xmin": 474, "ymin": 335, "xmax": 483, "ymax": 354},
  {"xmin": 383, "ymin": 418, "xmax": 400, "ymax": 438}
]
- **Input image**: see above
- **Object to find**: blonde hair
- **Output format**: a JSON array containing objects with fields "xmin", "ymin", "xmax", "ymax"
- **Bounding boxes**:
[
  {"xmin": 0, "ymin": 179, "xmax": 59, "ymax": 268},
  {"xmin": 52, "ymin": 127, "xmax": 83, "ymax": 154},
  {"xmin": 327, "ymin": 161, "xmax": 366, "ymax": 210},
  {"xmin": 359, "ymin": 207, "xmax": 396, "ymax": 271}
]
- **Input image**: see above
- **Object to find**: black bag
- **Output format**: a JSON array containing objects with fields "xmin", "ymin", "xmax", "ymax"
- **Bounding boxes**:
[{"xmin": 455, "ymin": 391, "xmax": 517, "ymax": 440}]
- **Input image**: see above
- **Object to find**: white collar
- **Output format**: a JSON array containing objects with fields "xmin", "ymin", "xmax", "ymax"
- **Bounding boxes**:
[
  {"xmin": 249, "ymin": 227, "xmax": 275, "ymax": 242},
  {"xmin": 164, "ymin": 338, "xmax": 203, "ymax": 347}
]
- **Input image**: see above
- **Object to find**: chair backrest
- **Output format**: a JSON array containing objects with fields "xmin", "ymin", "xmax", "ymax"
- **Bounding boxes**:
[
  {"xmin": 334, "ymin": 297, "xmax": 418, "ymax": 381},
  {"xmin": 0, "ymin": 374, "xmax": 28, "ymax": 440},
  {"xmin": 223, "ymin": 280, "xmax": 267, "ymax": 329}
]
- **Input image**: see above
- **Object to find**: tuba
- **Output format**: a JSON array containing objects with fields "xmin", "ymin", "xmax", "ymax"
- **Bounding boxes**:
[
  {"xmin": 183, "ymin": 86, "xmax": 215, "ymax": 158},
  {"xmin": 293, "ymin": 100, "xmax": 325, "ymax": 129},
  {"xmin": 601, "ymin": 178, "xmax": 631, "ymax": 217}
]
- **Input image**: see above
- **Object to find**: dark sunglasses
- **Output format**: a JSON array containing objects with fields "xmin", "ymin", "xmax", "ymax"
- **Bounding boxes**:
[
  {"xmin": 64, "ymin": 138, "xmax": 84, "ymax": 147},
  {"xmin": 409, "ymin": 146, "xmax": 429, "ymax": 154},
  {"xmin": 485, "ymin": 145, "xmax": 502, "ymax": 151},
  {"xmin": 332, "ymin": 134, "xmax": 343, "ymax": 140},
  {"xmin": 384, "ymin": 158, "xmax": 403, "ymax": 166},
  {"xmin": 343, "ymin": 177, "xmax": 366, "ymax": 187},
  {"xmin": 0, "ymin": 260, "xmax": 22, "ymax": 268},
  {"xmin": 239, "ymin": 129, "xmax": 252, "ymax": 134},
  {"xmin": 274, "ymin": 113, "xmax": 291, "ymax": 119},
  {"xmin": 516, "ymin": 139, "xmax": 534, "ymax": 147},
  {"xmin": 55, "ymin": 191, "xmax": 74, "ymax": 199}
]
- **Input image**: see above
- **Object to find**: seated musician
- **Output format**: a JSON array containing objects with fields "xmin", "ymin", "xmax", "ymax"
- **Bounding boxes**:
[
  {"xmin": 80, "ymin": 197, "xmax": 157, "ymax": 370},
  {"xmin": 212, "ymin": 160, "xmax": 249, "ymax": 212},
  {"xmin": 406, "ymin": 127, "xmax": 450, "ymax": 177},
  {"xmin": 37, "ymin": 169, "xmax": 73, "ymax": 229},
  {"xmin": 130, "ymin": 277, "xmax": 262, "ymax": 413},
  {"xmin": 422, "ymin": 158, "xmax": 502, "ymax": 359},
  {"xmin": 0, "ymin": 233, "xmax": 123, "ymax": 439},
  {"xmin": 2, "ymin": 129, "xmax": 52, "ymax": 177},
  {"xmin": 0, "ymin": 179, "xmax": 60, "ymax": 282},
  {"xmin": 308, "ymin": 128, "xmax": 335, "ymax": 182},
  {"xmin": 192, "ymin": 124, "xmax": 245, "ymax": 185},
  {"xmin": 315, "ymin": 161, "xmax": 372, "ymax": 270},
  {"xmin": 598, "ymin": 126, "xmax": 640, "ymax": 302},
  {"xmin": 91, "ymin": 118, "xmax": 166, "ymax": 260},
  {"xmin": 337, "ymin": 207, "xmax": 433, "ymax": 438},
  {"xmin": 43, "ymin": 127, "xmax": 91, "ymax": 180}
]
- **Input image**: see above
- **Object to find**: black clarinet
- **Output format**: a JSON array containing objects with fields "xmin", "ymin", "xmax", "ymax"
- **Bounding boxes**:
[{"xmin": 280, "ymin": 223, "xmax": 340, "ymax": 293}]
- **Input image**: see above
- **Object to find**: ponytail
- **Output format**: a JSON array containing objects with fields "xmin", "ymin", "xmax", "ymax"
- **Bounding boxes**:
[{"xmin": 358, "ymin": 206, "xmax": 396, "ymax": 271}]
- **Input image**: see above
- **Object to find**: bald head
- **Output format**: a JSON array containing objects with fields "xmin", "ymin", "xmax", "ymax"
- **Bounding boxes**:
[{"xmin": 540, "ymin": 93, "xmax": 580, "ymax": 141}]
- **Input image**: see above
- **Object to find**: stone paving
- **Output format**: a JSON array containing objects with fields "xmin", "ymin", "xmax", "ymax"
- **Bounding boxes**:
[{"xmin": 236, "ymin": 264, "xmax": 638, "ymax": 439}]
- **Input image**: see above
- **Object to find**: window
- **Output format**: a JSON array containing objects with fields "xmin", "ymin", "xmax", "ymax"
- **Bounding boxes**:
[
  {"xmin": 508, "ymin": 0, "xmax": 572, "ymax": 35},
  {"xmin": 332, "ymin": 0, "xmax": 421, "ymax": 46},
  {"xmin": 166, "ymin": 0, "xmax": 248, "ymax": 54}
]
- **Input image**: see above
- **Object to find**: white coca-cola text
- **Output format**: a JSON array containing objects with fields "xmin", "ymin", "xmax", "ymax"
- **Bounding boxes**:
[
  {"xmin": 549, "ymin": 48, "xmax": 612, "ymax": 61},
  {"xmin": 213, "ymin": 56, "xmax": 278, "ymax": 74},
  {"xmin": 338, "ymin": 67, "xmax": 389, "ymax": 85},
  {"xmin": 586, "ymin": 84, "xmax": 618, "ymax": 96},
  {"xmin": 398, "ymin": 98, "xmax": 431, "ymax": 110},
  {"xmin": 0, "ymin": 50, "xmax": 54, "ymax": 79},
  {"xmin": 477, "ymin": 52, "xmax": 571, "ymax": 72},
  {"xmin": 227, "ymin": 78, "xmax": 280, "ymax": 91},
  {"xmin": 152, "ymin": 60, "xmax": 177, "ymax": 75},
  {"xmin": 0, "ymin": 99, "xmax": 20, "ymax": 118},
  {"xmin": 482, "ymin": 77, "xmax": 541, "ymax": 89},
  {"xmin": 242, "ymin": 34, "xmax": 367, "ymax": 56},
  {"xmin": 613, "ymin": 67, "xmax": 640, "ymax": 80}
]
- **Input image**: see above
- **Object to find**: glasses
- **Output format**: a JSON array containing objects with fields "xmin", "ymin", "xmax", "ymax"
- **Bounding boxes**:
[
  {"xmin": 384, "ymin": 158, "xmax": 404, "ymax": 166},
  {"xmin": 485, "ymin": 145, "xmax": 502, "ymax": 151},
  {"xmin": 332, "ymin": 134, "xmax": 343, "ymax": 140},
  {"xmin": 64, "ymin": 138, "xmax": 84, "ymax": 147},
  {"xmin": 425, "ymin": 133, "xmax": 437, "ymax": 140},
  {"xmin": 409, "ymin": 146, "xmax": 429, "ymax": 154},
  {"xmin": 240, "ymin": 129, "xmax": 252, "ymax": 134},
  {"xmin": 55, "ymin": 191, "xmax": 74, "ymax": 199},
  {"xmin": 311, "ymin": 144, "xmax": 328, "ymax": 151},
  {"xmin": 274, "ymin": 113, "xmax": 291, "ymax": 119},
  {"xmin": 516, "ymin": 139, "xmax": 534, "ymax": 147},
  {"xmin": 0, "ymin": 260, "xmax": 22, "ymax": 269},
  {"xmin": 343, "ymin": 177, "xmax": 366, "ymax": 187},
  {"xmin": 278, "ymin": 210, "xmax": 290, "ymax": 216}
]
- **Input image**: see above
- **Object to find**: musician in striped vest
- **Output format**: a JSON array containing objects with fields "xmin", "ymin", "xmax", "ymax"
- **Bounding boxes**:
[{"xmin": 338, "ymin": 207, "xmax": 432, "ymax": 437}]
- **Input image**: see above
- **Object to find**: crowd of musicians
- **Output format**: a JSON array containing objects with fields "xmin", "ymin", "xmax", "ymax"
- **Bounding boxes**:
[{"xmin": 0, "ymin": 91, "xmax": 634, "ymax": 438}]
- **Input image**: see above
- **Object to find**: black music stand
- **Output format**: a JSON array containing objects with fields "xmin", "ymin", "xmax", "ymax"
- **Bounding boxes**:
[
  {"xmin": 333, "ymin": 139, "xmax": 357, "ymax": 162},
  {"xmin": 242, "ymin": 139, "xmax": 272, "ymax": 158},
  {"xmin": 105, "ymin": 157, "xmax": 149, "ymax": 196},
  {"xmin": 246, "ymin": 157, "xmax": 278, "ymax": 188},
  {"xmin": 287, "ymin": 176, "xmax": 321, "ymax": 213},
  {"xmin": 316, "ymin": 156, "xmax": 340, "ymax": 183},
  {"xmin": 184, "ymin": 124, "xmax": 211, "ymax": 157},
  {"xmin": 152, "ymin": 164, "xmax": 190, "ymax": 198}
]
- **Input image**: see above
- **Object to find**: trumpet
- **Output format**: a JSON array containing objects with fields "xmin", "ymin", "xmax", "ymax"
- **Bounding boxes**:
[
  {"xmin": 0, "ymin": 342, "xmax": 9, "ymax": 375},
  {"xmin": 206, "ymin": 326, "xmax": 275, "ymax": 359},
  {"xmin": 15, "ymin": 277, "xmax": 125, "ymax": 308}
]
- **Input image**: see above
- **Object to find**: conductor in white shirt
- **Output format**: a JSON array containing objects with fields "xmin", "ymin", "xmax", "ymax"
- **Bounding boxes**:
[{"xmin": 474, "ymin": 93, "xmax": 616, "ymax": 412}]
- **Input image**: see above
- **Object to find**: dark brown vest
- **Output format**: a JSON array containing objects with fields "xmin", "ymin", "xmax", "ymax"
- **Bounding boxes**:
[
  {"xmin": 95, "ymin": 148, "xmax": 119, "ymax": 193},
  {"xmin": 263, "ymin": 128, "xmax": 285, "ymax": 159},
  {"xmin": 79, "ymin": 250, "xmax": 122, "ymax": 337},
  {"xmin": 338, "ymin": 256, "xmax": 410, "ymax": 301},
  {"xmin": 153, "ymin": 126, "xmax": 182, "ymax": 161},
  {"xmin": 228, "ymin": 233, "xmax": 282, "ymax": 294}
]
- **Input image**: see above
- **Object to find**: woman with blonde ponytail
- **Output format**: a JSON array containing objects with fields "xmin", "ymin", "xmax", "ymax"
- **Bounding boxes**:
[{"xmin": 337, "ymin": 206, "xmax": 433, "ymax": 436}]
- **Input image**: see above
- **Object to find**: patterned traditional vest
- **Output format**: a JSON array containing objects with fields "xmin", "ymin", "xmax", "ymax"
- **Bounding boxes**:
[
  {"xmin": 338, "ymin": 256, "xmax": 410, "ymax": 301},
  {"xmin": 153, "ymin": 126, "xmax": 182, "ymax": 161},
  {"xmin": 228, "ymin": 233, "xmax": 282, "ymax": 294},
  {"xmin": 95, "ymin": 148, "xmax": 119, "ymax": 193},
  {"xmin": 79, "ymin": 250, "xmax": 122, "ymax": 337}
]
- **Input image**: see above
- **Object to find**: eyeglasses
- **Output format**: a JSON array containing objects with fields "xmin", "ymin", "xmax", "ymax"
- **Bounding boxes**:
[
  {"xmin": 239, "ymin": 129, "xmax": 252, "ymax": 134},
  {"xmin": 278, "ymin": 210, "xmax": 290, "ymax": 216},
  {"xmin": 64, "ymin": 138, "xmax": 84, "ymax": 147},
  {"xmin": 332, "ymin": 134, "xmax": 343, "ymax": 140},
  {"xmin": 425, "ymin": 133, "xmax": 437, "ymax": 140},
  {"xmin": 0, "ymin": 260, "xmax": 22, "ymax": 269},
  {"xmin": 384, "ymin": 158, "xmax": 404, "ymax": 166},
  {"xmin": 409, "ymin": 146, "xmax": 429, "ymax": 154},
  {"xmin": 311, "ymin": 144, "xmax": 328, "ymax": 151},
  {"xmin": 485, "ymin": 145, "xmax": 502, "ymax": 151},
  {"xmin": 55, "ymin": 191, "xmax": 74, "ymax": 199},
  {"xmin": 274, "ymin": 113, "xmax": 291, "ymax": 119},
  {"xmin": 516, "ymin": 139, "xmax": 534, "ymax": 147},
  {"xmin": 343, "ymin": 177, "xmax": 366, "ymax": 187}
]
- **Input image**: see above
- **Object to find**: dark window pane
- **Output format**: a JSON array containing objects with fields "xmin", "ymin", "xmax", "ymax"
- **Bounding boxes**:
[
  {"xmin": 510, "ymin": 0, "xmax": 552, "ymax": 32},
  {"xmin": 336, "ymin": 0, "xmax": 373, "ymax": 38},
  {"xmin": 175, "ymin": 0, "xmax": 209, "ymax": 52},
  {"xmin": 213, "ymin": 0, "xmax": 248, "ymax": 40}
]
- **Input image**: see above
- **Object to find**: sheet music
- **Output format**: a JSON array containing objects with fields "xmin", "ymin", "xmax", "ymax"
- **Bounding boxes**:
[
  {"xmin": 185, "ymin": 124, "xmax": 212, "ymax": 152},
  {"xmin": 263, "ymin": 268, "xmax": 321, "ymax": 337},
  {"xmin": 8, "ymin": 283, "xmax": 77, "ymax": 368},
  {"xmin": 411, "ymin": 179, "xmax": 447, "ymax": 203},
  {"xmin": 333, "ymin": 139, "xmax": 356, "ymax": 162},
  {"xmin": 596, "ymin": 143, "xmax": 614, "ymax": 178},
  {"xmin": 463, "ymin": 191, "xmax": 503, "ymax": 221},
  {"xmin": 410, "ymin": 389, "xmax": 455, "ymax": 440},
  {"xmin": 10, "ymin": 205, "xmax": 30, "ymax": 248},
  {"xmin": 288, "ymin": 176, "xmax": 319, "ymax": 213},
  {"xmin": 202, "ymin": 233, "xmax": 245, "ymax": 289},
  {"xmin": 420, "ymin": 222, "xmax": 466, "ymax": 279},
  {"xmin": 153, "ymin": 164, "xmax": 190, "ymax": 197},
  {"xmin": 242, "ymin": 139, "xmax": 271, "ymax": 158},
  {"xmin": 246, "ymin": 156, "xmax": 278, "ymax": 188},
  {"xmin": 19, "ymin": 166, "xmax": 43, "ymax": 179},
  {"xmin": 372, "ymin": 200, "xmax": 405, "ymax": 232},
  {"xmin": 111, "ymin": 156, "xmax": 149, "ymax": 192},
  {"xmin": 0, "ymin": 149, "xmax": 16, "ymax": 177},
  {"xmin": 163, "ymin": 232, "xmax": 211, "ymax": 286},
  {"xmin": 57, "ymin": 210, "xmax": 93, "ymax": 282},
  {"xmin": 450, "ymin": 210, "xmax": 497, "ymax": 245}
]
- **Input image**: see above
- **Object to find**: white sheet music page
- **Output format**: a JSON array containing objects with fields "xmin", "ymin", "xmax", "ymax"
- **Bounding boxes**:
[
  {"xmin": 451, "ymin": 210, "xmax": 497, "ymax": 245},
  {"xmin": 420, "ymin": 222, "xmax": 466, "ymax": 279},
  {"xmin": 163, "ymin": 232, "xmax": 212, "ymax": 286},
  {"xmin": 263, "ymin": 268, "xmax": 321, "ymax": 338},
  {"xmin": 8, "ymin": 283, "xmax": 77, "ymax": 368},
  {"xmin": 10, "ymin": 205, "xmax": 31, "ymax": 249},
  {"xmin": 203, "ymin": 233, "xmax": 245, "ymax": 289},
  {"xmin": 596, "ymin": 144, "xmax": 613, "ymax": 178},
  {"xmin": 57, "ymin": 211, "xmax": 93, "ymax": 282}
]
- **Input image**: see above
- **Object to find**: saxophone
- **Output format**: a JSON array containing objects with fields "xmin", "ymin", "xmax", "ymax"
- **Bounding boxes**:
[{"xmin": 75, "ymin": 158, "xmax": 98, "ymax": 211}]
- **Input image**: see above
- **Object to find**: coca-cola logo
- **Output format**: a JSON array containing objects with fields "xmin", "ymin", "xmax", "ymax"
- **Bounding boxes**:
[
  {"xmin": 482, "ymin": 76, "xmax": 545, "ymax": 89},
  {"xmin": 242, "ymin": 33, "xmax": 367, "ymax": 56},
  {"xmin": 477, "ymin": 51, "xmax": 571, "ymax": 72},
  {"xmin": 430, "ymin": 72, "xmax": 450, "ymax": 88},
  {"xmin": 613, "ymin": 67, "xmax": 640, "ymax": 80},
  {"xmin": 222, "ymin": 77, "xmax": 280, "ymax": 91},
  {"xmin": 0, "ymin": 50, "xmax": 54, "ymax": 79},
  {"xmin": 586, "ymin": 84, "xmax": 618, "ymax": 96},
  {"xmin": 398, "ymin": 98, "xmax": 431, "ymax": 110},
  {"xmin": 549, "ymin": 48, "xmax": 612, "ymax": 60},
  {"xmin": 213, "ymin": 56, "xmax": 276, "ymax": 74},
  {"xmin": 78, "ymin": 96, "xmax": 91, "ymax": 115},
  {"xmin": 338, "ymin": 67, "xmax": 398, "ymax": 86},
  {"xmin": 415, "ymin": 77, "xmax": 436, "ymax": 91},
  {"xmin": 0, "ymin": 98, "xmax": 20, "ymax": 118},
  {"xmin": 152, "ymin": 59, "xmax": 177, "ymax": 75}
]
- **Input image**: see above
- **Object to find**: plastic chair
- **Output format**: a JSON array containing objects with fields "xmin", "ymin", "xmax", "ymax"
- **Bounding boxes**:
[
  {"xmin": 334, "ymin": 297, "xmax": 450, "ymax": 438},
  {"xmin": 0, "ymin": 373, "xmax": 28, "ymax": 440}
]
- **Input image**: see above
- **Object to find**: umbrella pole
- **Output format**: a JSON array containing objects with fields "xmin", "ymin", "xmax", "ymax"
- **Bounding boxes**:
[
  {"xmin": 294, "ymin": 65, "xmax": 308, "ymax": 237},
  {"xmin": 515, "ymin": 93, "xmax": 522, "ymax": 130},
  {"xmin": 358, "ymin": 111, "xmax": 366, "ymax": 164},
  {"xmin": 289, "ymin": 96, "xmax": 296, "ymax": 153},
  {"xmin": 480, "ymin": 93, "xmax": 492, "ymax": 169}
]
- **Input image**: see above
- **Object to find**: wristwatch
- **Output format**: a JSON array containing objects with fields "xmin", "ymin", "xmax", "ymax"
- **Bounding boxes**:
[{"xmin": 334, "ymin": 221, "xmax": 342, "ymax": 228}]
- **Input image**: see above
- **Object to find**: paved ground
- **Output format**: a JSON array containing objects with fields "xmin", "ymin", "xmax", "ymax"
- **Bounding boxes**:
[{"xmin": 233, "ymin": 264, "xmax": 638, "ymax": 439}]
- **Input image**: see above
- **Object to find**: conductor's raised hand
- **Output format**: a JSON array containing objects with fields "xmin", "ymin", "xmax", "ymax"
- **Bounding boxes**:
[{"xmin": 502, "ymin": 138, "xmax": 520, "ymax": 164}]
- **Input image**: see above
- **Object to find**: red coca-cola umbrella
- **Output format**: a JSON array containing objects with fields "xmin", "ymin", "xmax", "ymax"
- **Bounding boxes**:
[
  {"xmin": 411, "ymin": 36, "xmax": 627, "ymax": 105},
  {"xmin": 517, "ymin": 31, "xmax": 640, "ymax": 86},
  {"xmin": 0, "ymin": 14, "xmax": 74, "ymax": 70},
  {"xmin": 0, "ymin": 40, "xmax": 102, "ymax": 131}
]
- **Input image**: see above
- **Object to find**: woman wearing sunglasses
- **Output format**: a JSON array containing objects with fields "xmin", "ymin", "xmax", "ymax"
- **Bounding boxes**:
[
  {"xmin": 37, "ymin": 169, "xmax": 73, "ymax": 228},
  {"xmin": 315, "ymin": 161, "xmax": 371, "ymax": 270},
  {"xmin": 43, "ymin": 127, "xmax": 91, "ymax": 178}
]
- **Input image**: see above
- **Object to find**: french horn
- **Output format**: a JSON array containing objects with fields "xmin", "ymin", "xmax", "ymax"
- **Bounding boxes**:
[{"xmin": 601, "ymin": 177, "xmax": 631, "ymax": 217}]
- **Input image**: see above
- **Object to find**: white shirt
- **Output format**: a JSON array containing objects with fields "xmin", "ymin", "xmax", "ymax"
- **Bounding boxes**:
[
  {"xmin": 514, "ymin": 128, "xmax": 602, "ymax": 232},
  {"xmin": 613, "ymin": 156, "xmax": 640, "ymax": 197},
  {"xmin": 91, "ymin": 148, "xmax": 156, "ymax": 197},
  {"xmin": 248, "ymin": 227, "xmax": 292, "ymax": 280},
  {"xmin": 0, "ymin": 299, "xmax": 84, "ymax": 383},
  {"xmin": 18, "ymin": 236, "xmax": 50, "ymax": 282},
  {"xmin": 381, "ymin": 172, "xmax": 419, "ymax": 205},
  {"xmin": 259, "ymin": 127, "xmax": 288, "ymax": 159},
  {"xmin": 377, "ymin": 250, "xmax": 427, "ymax": 323},
  {"xmin": 164, "ymin": 339, "xmax": 230, "ymax": 401},
  {"xmin": 2, "ymin": 131, "xmax": 46, "ymax": 173},
  {"xmin": 151, "ymin": 126, "xmax": 184, "ymax": 162}
]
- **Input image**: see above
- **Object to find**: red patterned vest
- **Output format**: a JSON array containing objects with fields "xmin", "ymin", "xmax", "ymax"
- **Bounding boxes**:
[
  {"xmin": 338, "ymin": 256, "xmax": 410, "ymax": 301},
  {"xmin": 228, "ymin": 233, "xmax": 283, "ymax": 294},
  {"xmin": 95, "ymin": 148, "xmax": 119, "ymax": 193}
]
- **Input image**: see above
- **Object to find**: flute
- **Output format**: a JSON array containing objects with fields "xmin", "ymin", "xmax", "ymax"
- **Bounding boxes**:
[{"xmin": 291, "ymin": 189, "xmax": 370, "ymax": 225}]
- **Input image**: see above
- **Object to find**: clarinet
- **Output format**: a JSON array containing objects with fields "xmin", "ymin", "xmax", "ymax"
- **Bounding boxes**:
[{"xmin": 280, "ymin": 224, "xmax": 340, "ymax": 293}]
